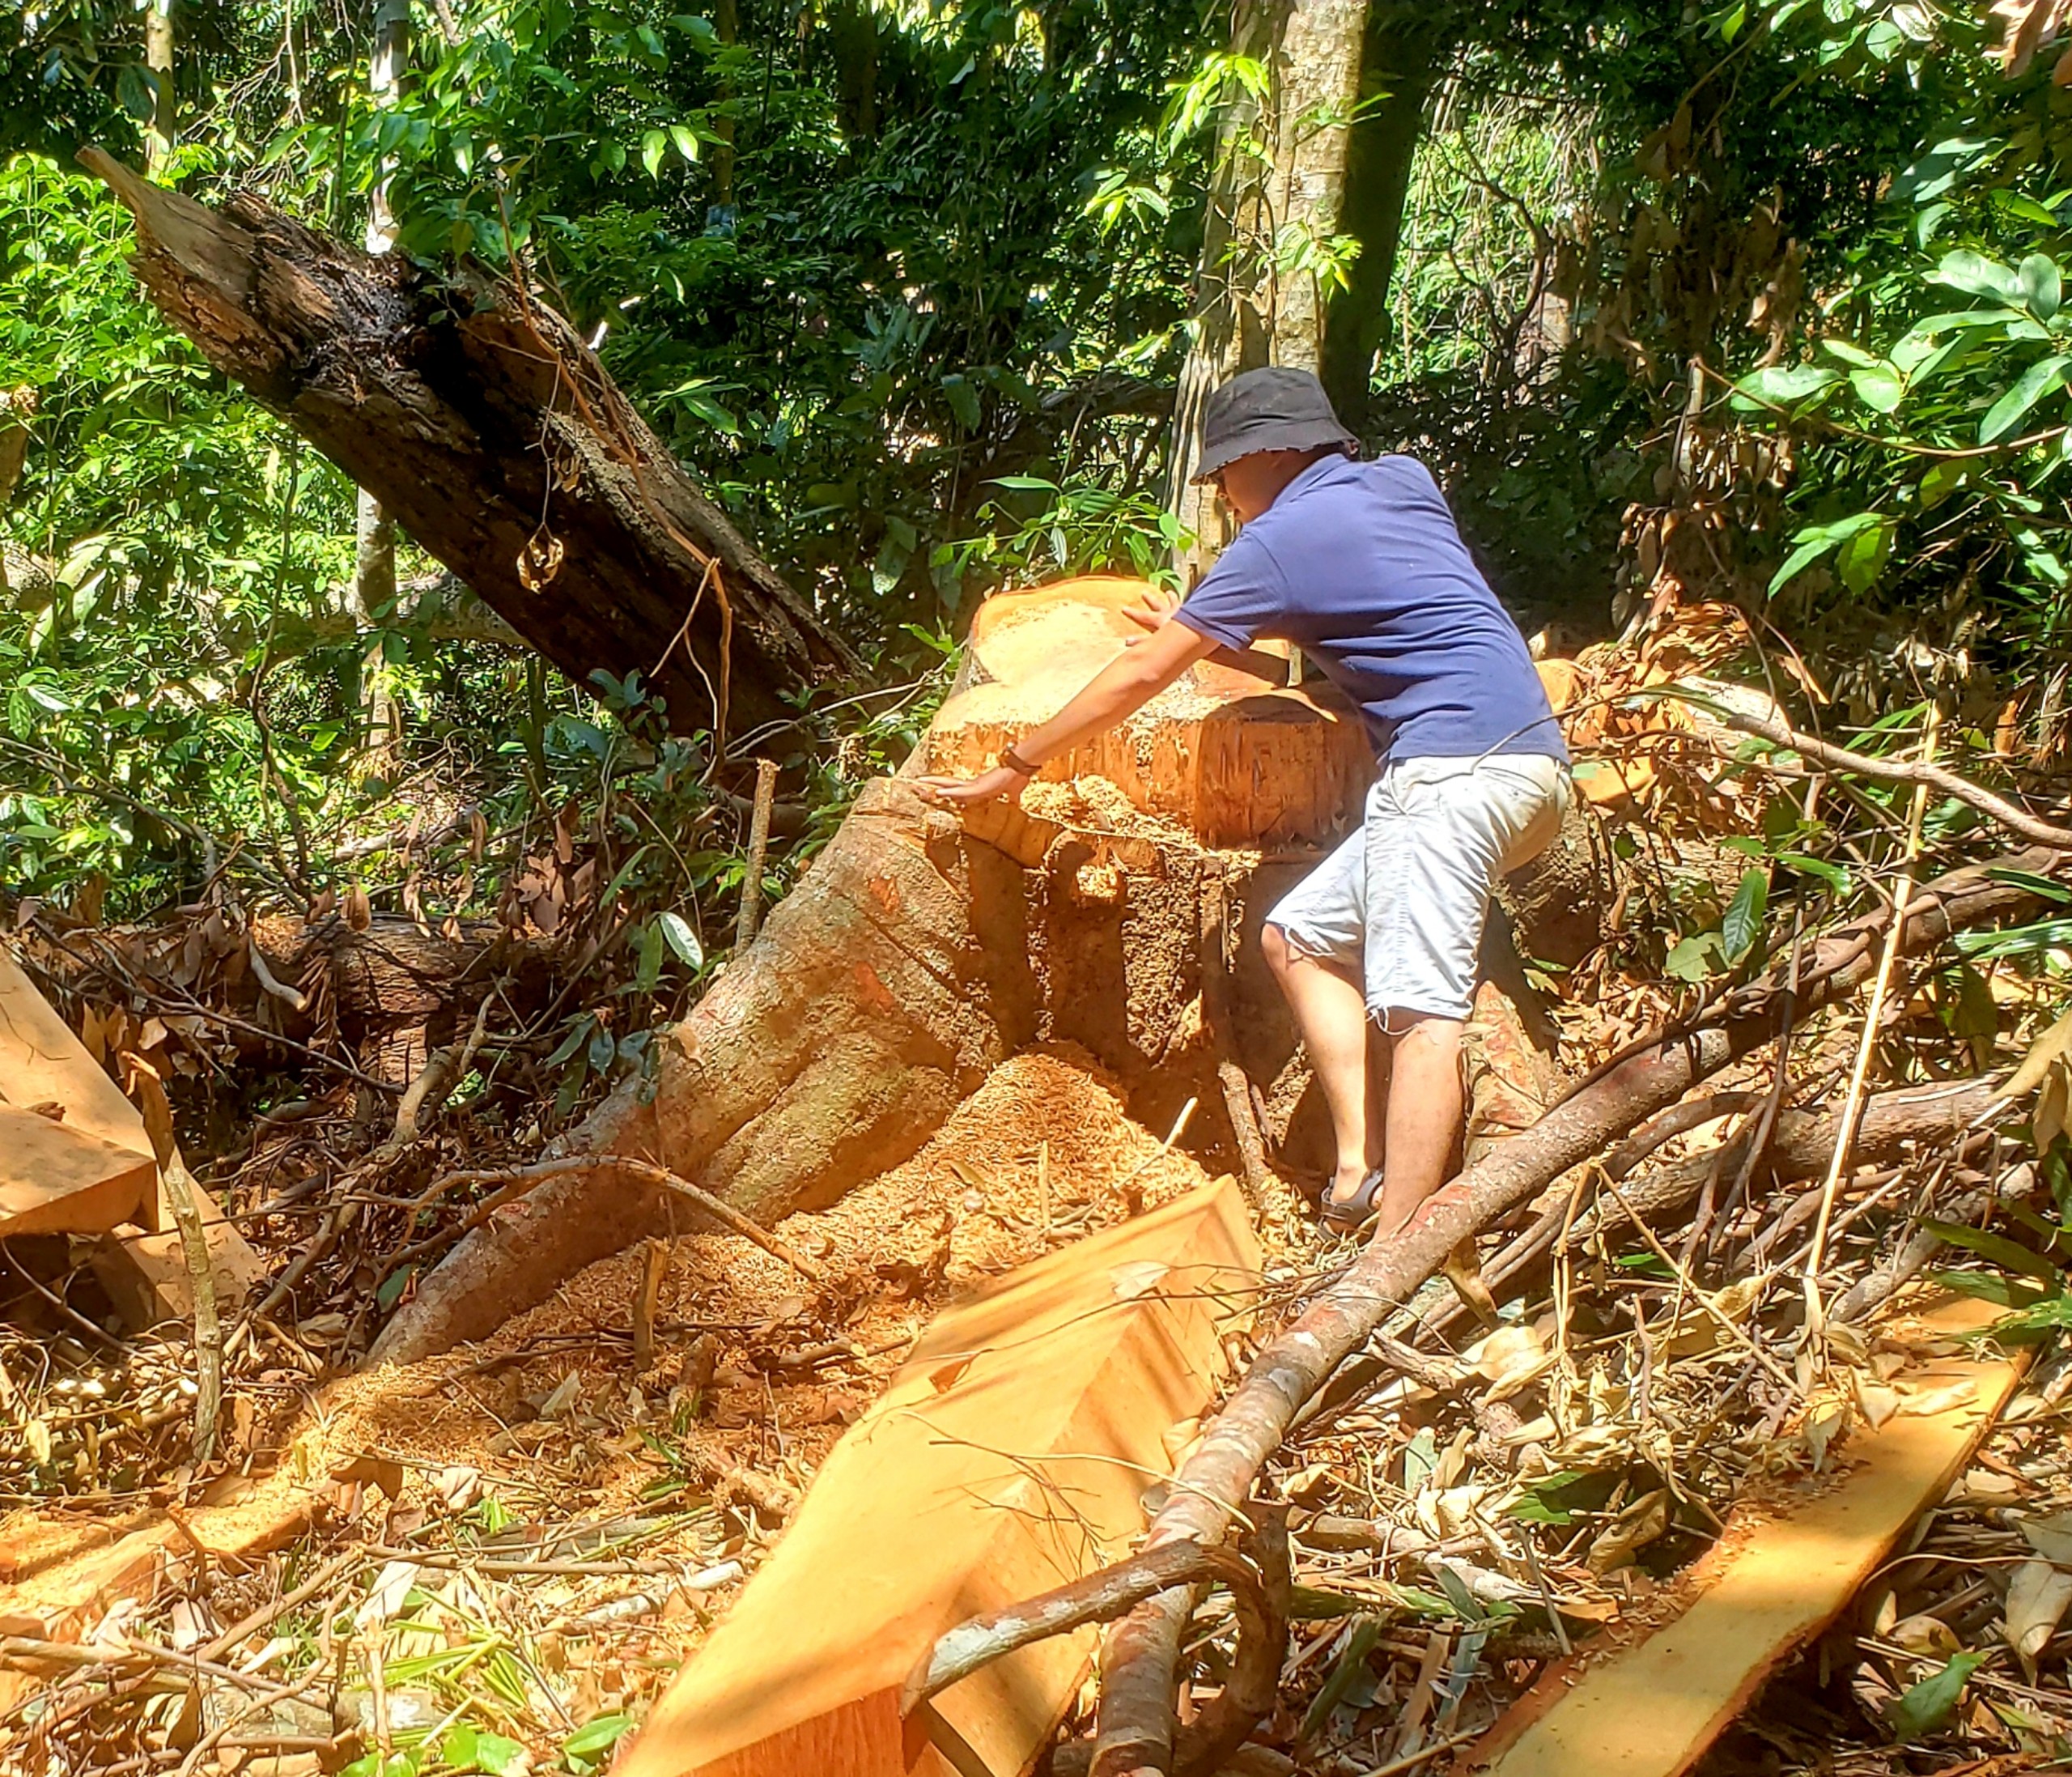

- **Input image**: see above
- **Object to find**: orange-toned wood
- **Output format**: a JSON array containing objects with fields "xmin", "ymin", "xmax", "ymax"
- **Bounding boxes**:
[
  {"xmin": 0, "ymin": 950, "xmax": 154, "ymax": 1163},
  {"xmin": 931, "ymin": 577, "xmax": 1370, "ymax": 848},
  {"xmin": 0, "ymin": 1104, "xmax": 154, "ymax": 1238},
  {"xmin": 617, "ymin": 1179, "xmax": 1262, "ymax": 1777},
  {"xmin": 1468, "ymin": 1297, "xmax": 2029, "ymax": 1777}
]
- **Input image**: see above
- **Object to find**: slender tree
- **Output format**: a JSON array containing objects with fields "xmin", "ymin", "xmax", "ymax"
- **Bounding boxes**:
[{"xmin": 352, "ymin": 0, "xmax": 412, "ymax": 779}]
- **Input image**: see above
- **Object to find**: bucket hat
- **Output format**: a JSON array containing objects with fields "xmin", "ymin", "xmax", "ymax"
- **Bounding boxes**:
[{"xmin": 1191, "ymin": 365, "xmax": 1358, "ymax": 483}]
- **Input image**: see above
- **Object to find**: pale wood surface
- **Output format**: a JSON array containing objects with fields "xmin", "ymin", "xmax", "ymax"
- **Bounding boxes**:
[
  {"xmin": 617, "ymin": 1179, "xmax": 1262, "ymax": 1777},
  {"xmin": 1471, "ymin": 1298, "xmax": 2027, "ymax": 1777},
  {"xmin": 0, "ymin": 1105, "xmax": 154, "ymax": 1238},
  {"xmin": 933, "ymin": 576, "xmax": 1371, "ymax": 848},
  {"xmin": 0, "ymin": 950, "xmax": 154, "ymax": 1160}
]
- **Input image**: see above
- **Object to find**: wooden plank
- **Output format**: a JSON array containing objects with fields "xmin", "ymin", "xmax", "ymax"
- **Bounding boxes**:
[
  {"xmin": 617, "ymin": 1179, "xmax": 1262, "ymax": 1777},
  {"xmin": 1468, "ymin": 1297, "xmax": 2027, "ymax": 1777},
  {"xmin": 0, "ymin": 949, "xmax": 153, "ymax": 1161},
  {"xmin": 0, "ymin": 1105, "xmax": 154, "ymax": 1238}
]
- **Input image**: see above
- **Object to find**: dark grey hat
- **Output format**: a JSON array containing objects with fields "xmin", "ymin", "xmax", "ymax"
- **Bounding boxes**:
[{"xmin": 1191, "ymin": 366, "xmax": 1358, "ymax": 483}]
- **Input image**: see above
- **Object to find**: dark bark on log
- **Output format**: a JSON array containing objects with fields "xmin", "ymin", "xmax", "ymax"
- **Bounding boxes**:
[
  {"xmin": 1089, "ymin": 848, "xmax": 2061, "ymax": 1771},
  {"xmin": 79, "ymin": 150, "xmax": 860, "ymax": 745}
]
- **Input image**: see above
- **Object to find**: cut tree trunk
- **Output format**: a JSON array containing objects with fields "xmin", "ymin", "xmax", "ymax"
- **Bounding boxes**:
[
  {"xmin": 372, "ymin": 578, "xmax": 1579, "ymax": 1363},
  {"xmin": 79, "ymin": 151, "xmax": 860, "ymax": 745},
  {"xmin": 930, "ymin": 576, "xmax": 1372, "ymax": 848}
]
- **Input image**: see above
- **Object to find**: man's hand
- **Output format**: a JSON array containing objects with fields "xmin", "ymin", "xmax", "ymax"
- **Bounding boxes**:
[
  {"xmin": 1121, "ymin": 586, "xmax": 1180, "ymax": 640},
  {"xmin": 914, "ymin": 764, "xmax": 1030, "ymax": 808}
]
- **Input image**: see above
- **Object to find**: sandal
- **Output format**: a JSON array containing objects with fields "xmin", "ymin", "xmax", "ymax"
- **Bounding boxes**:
[{"xmin": 1320, "ymin": 1169, "xmax": 1385, "ymax": 1235}]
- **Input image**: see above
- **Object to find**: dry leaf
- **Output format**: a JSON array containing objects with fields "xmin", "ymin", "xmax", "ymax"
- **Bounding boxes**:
[
  {"xmin": 1471, "ymin": 1325, "xmax": 1547, "ymax": 1387},
  {"xmin": 1587, "ymin": 1487, "xmax": 1669, "ymax": 1575},
  {"xmin": 2020, "ymin": 1510, "xmax": 2072, "ymax": 1565},
  {"xmin": 2004, "ymin": 1558, "xmax": 2072, "ymax": 1666},
  {"xmin": 1890, "ymin": 1611, "xmax": 1962, "ymax": 1658}
]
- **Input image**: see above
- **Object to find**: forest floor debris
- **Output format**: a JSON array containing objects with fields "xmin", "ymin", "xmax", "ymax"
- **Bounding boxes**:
[{"xmin": 5, "ymin": 602, "xmax": 2072, "ymax": 1776}]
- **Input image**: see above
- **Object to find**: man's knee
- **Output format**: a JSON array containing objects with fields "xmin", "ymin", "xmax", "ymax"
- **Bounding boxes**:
[
  {"xmin": 1260, "ymin": 920, "xmax": 1293, "ymax": 977},
  {"xmin": 1375, "ymin": 1009, "xmax": 1465, "ymax": 1054}
]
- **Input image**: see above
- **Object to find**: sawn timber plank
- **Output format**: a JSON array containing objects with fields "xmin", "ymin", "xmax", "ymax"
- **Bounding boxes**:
[
  {"xmin": 1467, "ymin": 1296, "xmax": 2029, "ymax": 1777},
  {"xmin": 0, "ymin": 949, "xmax": 154, "ymax": 1163},
  {"xmin": 0, "ymin": 1104, "xmax": 154, "ymax": 1238},
  {"xmin": 615, "ymin": 1177, "xmax": 1262, "ymax": 1777}
]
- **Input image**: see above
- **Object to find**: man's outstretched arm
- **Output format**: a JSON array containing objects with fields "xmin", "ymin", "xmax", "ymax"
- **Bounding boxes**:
[{"xmin": 915, "ymin": 613, "xmax": 1217, "ymax": 806}]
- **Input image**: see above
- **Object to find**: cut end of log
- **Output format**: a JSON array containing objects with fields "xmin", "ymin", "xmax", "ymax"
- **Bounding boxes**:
[{"xmin": 932, "ymin": 577, "xmax": 1372, "ymax": 849}]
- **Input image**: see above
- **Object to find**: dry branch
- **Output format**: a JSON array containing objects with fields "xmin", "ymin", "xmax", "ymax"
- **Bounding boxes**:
[
  {"xmin": 379, "ymin": 1154, "xmax": 823, "ymax": 1289},
  {"xmin": 1711, "ymin": 706, "xmax": 2072, "ymax": 849},
  {"xmin": 1070, "ymin": 847, "xmax": 2063, "ymax": 1772}
]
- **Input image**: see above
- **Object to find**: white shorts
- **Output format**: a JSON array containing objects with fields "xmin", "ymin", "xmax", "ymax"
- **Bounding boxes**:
[{"xmin": 1265, "ymin": 755, "xmax": 1572, "ymax": 1026}]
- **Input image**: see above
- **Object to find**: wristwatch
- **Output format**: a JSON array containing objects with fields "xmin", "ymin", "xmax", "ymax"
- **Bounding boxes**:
[{"xmin": 1001, "ymin": 745, "xmax": 1040, "ymax": 776}]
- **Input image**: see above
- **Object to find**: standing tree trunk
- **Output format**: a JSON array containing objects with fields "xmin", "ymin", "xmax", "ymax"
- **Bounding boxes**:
[
  {"xmin": 81, "ymin": 153, "xmax": 861, "ymax": 742},
  {"xmin": 1167, "ymin": 0, "xmax": 1374, "ymax": 578},
  {"xmin": 352, "ymin": 0, "xmax": 413, "ymax": 781},
  {"xmin": 143, "ymin": 1, "xmax": 175, "ymax": 172},
  {"xmin": 1318, "ymin": 4, "xmax": 1447, "ymax": 427}
]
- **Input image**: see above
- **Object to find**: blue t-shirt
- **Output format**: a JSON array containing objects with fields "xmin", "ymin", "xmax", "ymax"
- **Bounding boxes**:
[{"xmin": 1173, "ymin": 453, "xmax": 1567, "ymax": 765}]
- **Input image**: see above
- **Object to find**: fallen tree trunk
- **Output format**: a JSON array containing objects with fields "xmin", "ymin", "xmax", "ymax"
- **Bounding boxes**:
[
  {"xmin": 79, "ymin": 150, "xmax": 859, "ymax": 744},
  {"xmin": 1077, "ymin": 847, "xmax": 2061, "ymax": 1777}
]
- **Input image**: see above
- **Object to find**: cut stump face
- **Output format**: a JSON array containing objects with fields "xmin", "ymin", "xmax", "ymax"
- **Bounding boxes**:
[{"xmin": 931, "ymin": 576, "xmax": 1374, "ymax": 850}]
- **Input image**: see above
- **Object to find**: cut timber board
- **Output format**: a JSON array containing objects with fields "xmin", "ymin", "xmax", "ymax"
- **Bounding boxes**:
[
  {"xmin": 0, "ymin": 949, "xmax": 154, "ymax": 1163},
  {"xmin": 616, "ymin": 1178, "xmax": 1262, "ymax": 1777},
  {"xmin": 1466, "ymin": 1297, "xmax": 2028, "ymax": 1777},
  {"xmin": 0, "ymin": 1104, "xmax": 154, "ymax": 1238}
]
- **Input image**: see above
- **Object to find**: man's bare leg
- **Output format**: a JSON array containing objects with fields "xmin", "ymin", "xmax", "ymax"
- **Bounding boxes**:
[
  {"xmin": 1262, "ymin": 923, "xmax": 1379, "ymax": 1210},
  {"xmin": 1372, "ymin": 1011, "xmax": 1464, "ymax": 1236}
]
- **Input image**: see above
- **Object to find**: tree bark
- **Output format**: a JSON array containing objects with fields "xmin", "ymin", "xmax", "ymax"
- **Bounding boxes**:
[
  {"xmin": 79, "ymin": 151, "xmax": 861, "ymax": 745},
  {"xmin": 1169, "ymin": 0, "xmax": 1362, "ymax": 577},
  {"xmin": 1318, "ymin": 4, "xmax": 1446, "ymax": 427},
  {"xmin": 144, "ymin": 2, "xmax": 176, "ymax": 172}
]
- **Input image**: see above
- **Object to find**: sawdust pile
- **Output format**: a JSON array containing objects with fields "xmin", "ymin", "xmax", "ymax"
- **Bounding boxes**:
[{"xmin": 287, "ymin": 1047, "xmax": 1227, "ymax": 1507}]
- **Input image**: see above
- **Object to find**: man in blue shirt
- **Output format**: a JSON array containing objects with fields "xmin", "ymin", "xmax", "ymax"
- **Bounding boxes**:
[{"xmin": 920, "ymin": 368, "xmax": 1569, "ymax": 1242}]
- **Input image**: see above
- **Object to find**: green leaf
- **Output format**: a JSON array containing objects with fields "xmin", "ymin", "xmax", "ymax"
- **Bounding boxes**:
[
  {"xmin": 667, "ymin": 123, "xmax": 701, "ymax": 164},
  {"xmin": 636, "ymin": 918, "xmax": 667, "ymax": 994},
  {"xmin": 1921, "ymin": 1219, "xmax": 2064, "ymax": 1284},
  {"xmin": 941, "ymin": 374, "xmax": 982, "ymax": 431},
  {"xmin": 2022, "ymin": 252, "xmax": 2063, "ymax": 320},
  {"xmin": 1768, "ymin": 511, "xmax": 1880, "ymax": 594},
  {"xmin": 1887, "ymin": 1651, "xmax": 1985, "ymax": 1741},
  {"xmin": 1933, "ymin": 249, "xmax": 2023, "ymax": 304},
  {"xmin": 1835, "ymin": 515, "xmax": 1895, "ymax": 593},
  {"xmin": 1849, "ymin": 363, "xmax": 1905, "ymax": 413},
  {"xmin": 1819, "ymin": 337, "xmax": 1881, "ymax": 368},
  {"xmin": 1722, "ymin": 868, "xmax": 1769, "ymax": 965},
  {"xmin": 563, "ymin": 1713, "xmax": 635, "ymax": 1762},
  {"xmin": 1665, "ymin": 931, "xmax": 1722, "ymax": 983},
  {"xmin": 641, "ymin": 129, "xmax": 668, "ymax": 179},
  {"xmin": 1779, "ymin": 852, "xmax": 1850, "ymax": 895},
  {"xmin": 1733, "ymin": 363, "xmax": 1841, "ymax": 407},
  {"xmin": 1981, "ymin": 355, "xmax": 2072, "ymax": 444},
  {"xmin": 657, "ymin": 911, "xmax": 704, "ymax": 971},
  {"xmin": 1918, "ymin": 460, "xmax": 1966, "ymax": 508}
]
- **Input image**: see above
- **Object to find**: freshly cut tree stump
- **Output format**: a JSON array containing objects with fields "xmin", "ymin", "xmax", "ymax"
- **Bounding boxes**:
[
  {"xmin": 373, "ymin": 777, "xmax": 1038, "ymax": 1361},
  {"xmin": 614, "ymin": 1180, "xmax": 1260, "ymax": 1777},
  {"xmin": 932, "ymin": 576, "xmax": 1373, "ymax": 848}
]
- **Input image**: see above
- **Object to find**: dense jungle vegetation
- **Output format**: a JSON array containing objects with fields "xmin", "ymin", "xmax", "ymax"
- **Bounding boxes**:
[{"xmin": 4, "ymin": 0, "xmax": 2071, "ymax": 1032}]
